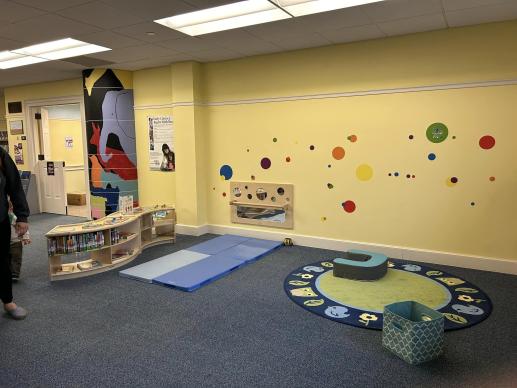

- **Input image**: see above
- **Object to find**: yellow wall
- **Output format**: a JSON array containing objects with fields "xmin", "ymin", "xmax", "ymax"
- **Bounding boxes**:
[
  {"xmin": 201, "ymin": 20, "xmax": 517, "ymax": 261},
  {"xmin": 133, "ymin": 66, "xmax": 176, "ymax": 207},
  {"xmin": 2, "ymin": 20, "xmax": 516, "ymax": 263},
  {"xmin": 48, "ymin": 119, "xmax": 84, "ymax": 166},
  {"xmin": 4, "ymin": 78, "xmax": 83, "ymax": 170}
]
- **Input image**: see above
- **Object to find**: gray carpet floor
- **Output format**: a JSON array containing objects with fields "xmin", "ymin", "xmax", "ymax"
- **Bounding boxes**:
[{"xmin": 0, "ymin": 213, "xmax": 516, "ymax": 387}]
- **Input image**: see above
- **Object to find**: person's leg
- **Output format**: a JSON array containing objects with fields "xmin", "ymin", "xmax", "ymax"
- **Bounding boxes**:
[
  {"xmin": 0, "ymin": 217, "xmax": 27, "ymax": 319},
  {"xmin": 0, "ymin": 217, "xmax": 13, "ymax": 304},
  {"xmin": 10, "ymin": 241, "xmax": 23, "ymax": 281}
]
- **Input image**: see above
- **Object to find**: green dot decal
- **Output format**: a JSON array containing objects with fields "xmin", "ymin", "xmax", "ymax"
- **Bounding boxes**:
[{"xmin": 426, "ymin": 123, "xmax": 448, "ymax": 143}]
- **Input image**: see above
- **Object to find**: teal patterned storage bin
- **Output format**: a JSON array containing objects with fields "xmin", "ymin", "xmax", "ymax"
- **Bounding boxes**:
[{"xmin": 382, "ymin": 301, "xmax": 444, "ymax": 365}]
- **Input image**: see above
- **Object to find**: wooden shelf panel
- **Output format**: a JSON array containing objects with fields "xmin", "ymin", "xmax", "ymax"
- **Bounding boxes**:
[
  {"xmin": 49, "ymin": 244, "xmax": 110, "ymax": 257},
  {"xmin": 110, "ymin": 233, "xmax": 138, "ymax": 248},
  {"xmin": 229, "ymin": 201, "xmax": 288, "ymax": 210}
]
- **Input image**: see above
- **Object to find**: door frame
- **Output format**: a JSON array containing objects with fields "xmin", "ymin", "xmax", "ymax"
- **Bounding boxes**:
[{"xmin": 24, "ymin": 95, "xmax": 91, "ymax": 219}]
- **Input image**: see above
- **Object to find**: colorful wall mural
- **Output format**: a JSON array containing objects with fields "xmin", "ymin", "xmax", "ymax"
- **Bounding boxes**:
[{"xmin": 82, "ymin": 69, "xmax": 138, "ymax": 218}]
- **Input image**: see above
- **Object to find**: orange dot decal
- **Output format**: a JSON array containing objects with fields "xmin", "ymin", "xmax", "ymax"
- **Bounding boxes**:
[
  {"xmin": 489, "ymin": 176, "xmax": 495, "ymax": 182},
  {"xmin": 347, "ymin": 135, "xmax": 357, "ymax": 143},
  {"xmin": 332, "ymin": 146, "xmax": 345, "ymax": 160}
]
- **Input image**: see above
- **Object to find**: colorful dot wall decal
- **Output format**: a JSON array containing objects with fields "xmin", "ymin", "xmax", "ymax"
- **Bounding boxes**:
[
  {"xmin": 356, "ymin": 164, "xmax": 373, "ymax": 181},
  {"xmin": 446, "ymin": 177, "xmax": 458, "ymax": 187},
  {"xmin": 409, "ymin": 135, "xmax": 414, "ymax": 140},
  {"xmin": 347, "ymin": 135, "xmax": 357, "ymax": 143},
  {"xmin": 479, "ymin": 135, "xmax": 495, "ymax": 150},
  {"xmin": 251, "ymin": 175, "xmax": 255, "ymax": 180},
  {"xmin": 222, "ymin": 192, "xmax": 226, "ymax": 197},
  {"xmin": 328, "ymin": 164, "xmax": 332, "ymax": 168},
  {"xmin": 489, "ymin": 176, "xmax": 495, "ymax": 182},
  {"xmin": 286, "ymin": 156, "xmax": 291, "ymax": 162},
  {"xmin": 219, "ymin": 165, "xmax": 233, "ymax": 180},
  {"xmin": 394, "ymin": 172, "xmax": 399, "ymax": 177},
  {"xmin": 426, "ymin": 123, "xmax": 448, "ymax": 143},
  {"xmin": 321, "ymin": 216, "xmax": 327, "ymax": 222},
  {"xmin": 451, "ymin": 177, "xmax": 458, "ymax": 183},
  {"xmin": 310, "ymin": 145, "xmax": 315, "ymax": 150},
  {"xmin": 327, "ymin": 183, "xmax": 334, "ymax": 189},
  {"xmin": 260, "ymin": 157, "xmax": 271, "ymax": 169},
  {"xmin": 428, "ymin": 153, "xmax": 436, "ymax": 160},
  {"xmin": 273, "ymin": 138, "xmax": 277, "ymax": 143},
  {"xmin": 470, "ymin": 202, "xmax": 475, "ymax": 206},
  {"xmin": 332, "ymin": 146, "xmax": 345, "ymax": 160},
  {"xmin": 342, "ymin": 200, "xmax": 356, "ymax": 213}
]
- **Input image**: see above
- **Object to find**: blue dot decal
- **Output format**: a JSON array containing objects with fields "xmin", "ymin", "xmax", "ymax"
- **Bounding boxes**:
[
  {"xmin": 428, "ymin": 153, "xmax": 436, "ymax": 161},
  {"xmin": 219, "ymin": 165, "xmax": 233, "ymax": 180}
]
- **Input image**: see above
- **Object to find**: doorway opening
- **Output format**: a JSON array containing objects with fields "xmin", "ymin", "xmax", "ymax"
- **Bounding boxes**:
[{"xmin": 26, "ymin": 99, "xmax": 90, "ymax": 219}]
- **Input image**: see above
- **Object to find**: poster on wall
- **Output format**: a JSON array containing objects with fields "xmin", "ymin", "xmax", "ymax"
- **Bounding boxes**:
[
  {"xmin": 47, "ymin": 161, "xmax": 54, "ymax": 176},
  {"xmin": 148, "ymin": 116, "xmax": 174, "ymax": 172},
  {"xmin": 9, "ymin": 120, "xmax": 23, "ymax": 135},
  {"xmin": 13, "ymin": 143, "xmax": 23, "ymax": 164},
  {"xmin": 65, "ymin": 136, "xmax": 73, "ymax": 149}
]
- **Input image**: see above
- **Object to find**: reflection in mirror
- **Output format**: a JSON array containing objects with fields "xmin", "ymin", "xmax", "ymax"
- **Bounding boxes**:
[
  {"xmin": 247, "ymin": 194, "xmax": 253, "ymax": 200},
  {"xmin": 236, "ymin": 206, "xmax": 286, "ymax": 223},
  {"xmin": 277, "ymin": 187, "xmax": 285, "ymax": 195},
  {"xmin": 256, "ymin": 188, "xmax": 267, "ymax": 200},
  {"xmin": 271, "ymin": 196, "xmax": 276, "ymax": 202},
  {"xmin": 233, "ymin": 187, "xmax": 241, "ymax": 197}
]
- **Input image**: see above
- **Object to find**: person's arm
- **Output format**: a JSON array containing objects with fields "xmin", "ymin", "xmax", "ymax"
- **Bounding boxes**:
[{"xmin": 1, "ymin": 148, "xmax": 29, "ymax": 223}]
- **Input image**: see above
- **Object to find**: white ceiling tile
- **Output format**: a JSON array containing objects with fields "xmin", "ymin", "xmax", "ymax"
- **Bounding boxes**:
[
  {"xmin": 0, "ymin": 0, "xmax": 46, "ymax": 23},
  {"xmin": 378, "ymin": 13, "xmax": 447, "ymax": 36},
  {"xmin": 442, "ymin": 0, "xmax": 514, "ymax": 12},
  {"xmin": 202, "ymin": 30, "xmax": 280, "ymax": 52},
  {"xmin": 87, "ymin": 44, "xmax": 179, "ymax": 63},
  {"xmin": 319, "ymin": 24, "xmax": 385, "ymax": 44},
  {"xmin": 99, "ymin": 0, "xmax": 195, "ymax": 21},
  {"xmin": 191, "ymin": 48, "xmax": 243, "ymax": 62},
  {"xmin": 12, "ymin": 0, "xmax": 94, "ymax": 12},
  {"xmin": 0, "ymin": 60, "xmax": 84, "ymax": 88},
  {"xmin": 75, "ymin": 30, "xmax": 145, "ymax": 49},
  {"xmin": 446, "ymin": 2, "xmax": 517, "ymax": 26},
  {"xmin": 293, "ymin": 6, "xmax": 373, "ymax": 30},
  {"xmin": 57, "ymin": 1, "xmax": 145, "ymax": 29},
  {"xmin": 0, "ymin": 37, "xmax": 26, "ymax": 51},
  {"xmin": 269, "ymin": 33, "xmax": 331, "ymax": 51},
  {"xmin": 363, "ymin": 0, "xmax": 443, "ymax": 23},
  {"xmin": 113, "ymin": 22, "xmax": 186, "ymax": 43},
  {"xmin": 0, "ymin": 14, "xmax": 101, "ymax": 43},
  {"xmin": 156, "ymin": 37, "xmax": 221, "ymax": 53},
  {"xmin": 245, "ymin": 19, "xmax": 310, "ymax": 40}
]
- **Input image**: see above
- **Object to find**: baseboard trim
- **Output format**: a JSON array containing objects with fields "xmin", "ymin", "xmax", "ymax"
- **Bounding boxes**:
[
  {"xmin": 176, "ymin": 223, "xmax": 517, "ymax": 275},
  {"xmin": 175, "ymin": 224, "xmax": 209, "ymax": 237}
]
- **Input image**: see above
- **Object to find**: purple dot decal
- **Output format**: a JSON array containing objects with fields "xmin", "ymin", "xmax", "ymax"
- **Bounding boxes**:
[
  {"xmin": 428, "ymin": 153, "xmax": 436, "ymax": 161},
  {"xmin": 260, "ymin": 157, "xmax": 271, "ymax": 169},
  {"xmin": 451, "ymin": 177, "xmax": 458, "ymax": 183}
]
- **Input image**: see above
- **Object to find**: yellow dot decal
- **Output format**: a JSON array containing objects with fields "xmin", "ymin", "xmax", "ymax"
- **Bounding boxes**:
[{"xmin": 356, "ymin": 164, "xmax": 373, "ymax": 181}]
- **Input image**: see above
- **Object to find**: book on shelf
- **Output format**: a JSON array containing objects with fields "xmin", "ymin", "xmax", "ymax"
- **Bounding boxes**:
[{"xmin": 47, "ymin": 231, "xmax": 105, "ymax": 255}]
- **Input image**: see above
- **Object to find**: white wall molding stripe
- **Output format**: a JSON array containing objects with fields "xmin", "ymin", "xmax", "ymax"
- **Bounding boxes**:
[
  {"xmin": 175, "ymin": 223, "xmax": 517, "ymax": 275},
  {"xmin": 133, "ymin": 78, "xmax": 517, "ymax": 110}
]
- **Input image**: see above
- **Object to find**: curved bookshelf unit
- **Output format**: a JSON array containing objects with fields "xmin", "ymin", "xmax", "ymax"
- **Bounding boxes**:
[{"xmin": 46, "ymin": 206, "xmax": 176, "ymax": 281}]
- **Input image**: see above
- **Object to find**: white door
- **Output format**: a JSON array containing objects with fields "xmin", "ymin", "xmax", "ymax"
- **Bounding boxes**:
[{"xmin": 39, "ymin": 160, "xmax": 67, "ymax": 215}]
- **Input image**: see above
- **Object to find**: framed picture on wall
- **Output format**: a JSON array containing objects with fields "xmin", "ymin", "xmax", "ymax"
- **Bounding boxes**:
[{"xmin": 9, "ymin": 120, "xmax": 24, "ymax": 135}]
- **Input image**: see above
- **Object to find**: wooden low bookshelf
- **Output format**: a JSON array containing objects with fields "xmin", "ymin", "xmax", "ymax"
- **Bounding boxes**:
[{"xmin": 46, "ymin": 205, "xmax": 176, "ymax": 281}]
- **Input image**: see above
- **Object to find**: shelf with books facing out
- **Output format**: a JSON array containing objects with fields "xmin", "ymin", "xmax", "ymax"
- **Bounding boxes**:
[{"xmin": 46, "ymin": 205, "xmax": 175, "ymax": 281}]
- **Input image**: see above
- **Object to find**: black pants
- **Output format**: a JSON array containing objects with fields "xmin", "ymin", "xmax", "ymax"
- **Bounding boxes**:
[{"xmin": 0, "ymin": 216, "xmax": 13, "ymax": 304}]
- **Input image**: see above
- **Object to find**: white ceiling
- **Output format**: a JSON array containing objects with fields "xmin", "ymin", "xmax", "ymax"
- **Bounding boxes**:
[{"xmin": 0, "ymin": 0, "xmax": 516, "ymax": 88}]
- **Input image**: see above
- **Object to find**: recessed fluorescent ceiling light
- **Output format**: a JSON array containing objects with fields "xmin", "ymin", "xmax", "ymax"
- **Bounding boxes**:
[
  {"xmin": 0, "ymin": 38, "xmax": 110, "ymax": 69},
  {"xmin": 273, "ymin": 0, "xmax": 385, "ymax": 17},
  {"xmin": 154, "ymin": 0, "xmax": 291, "ymax": 36}
]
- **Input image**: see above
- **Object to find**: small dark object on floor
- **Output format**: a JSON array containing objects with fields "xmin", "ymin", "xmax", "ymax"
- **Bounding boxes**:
[{"xmin": 283, "ymin": 238, "xmax": 293, "ymax": 246}]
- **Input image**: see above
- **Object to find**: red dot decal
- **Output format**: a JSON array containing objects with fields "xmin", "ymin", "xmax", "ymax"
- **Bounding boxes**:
[
  {"xmin": 342, "ymin": 200, "xmax": 356, "ymax": 213},
  {"xmin": 479, "ymin": 135, "xmax": 495, "ymax": 150}
]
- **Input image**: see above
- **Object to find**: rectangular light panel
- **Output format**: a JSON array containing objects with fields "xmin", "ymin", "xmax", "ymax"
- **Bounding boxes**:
[
  {"xmin": 154, "ymin": 0, "xmax": 292, "ymax": 36},
  {"xmin": 0, "ymin": 38, "xmax": 110, "ymax": 69}
]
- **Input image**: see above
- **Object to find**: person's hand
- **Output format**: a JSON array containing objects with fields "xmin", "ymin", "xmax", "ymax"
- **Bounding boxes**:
[
  {"xmin": 15, "ymin": 222, "xmax": 28, "ymax": 237},
  {"xmin": 22, "ymin": 237, "xmax": 31, "ymax": 245}
]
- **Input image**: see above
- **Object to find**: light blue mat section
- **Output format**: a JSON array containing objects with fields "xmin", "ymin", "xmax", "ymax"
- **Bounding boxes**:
[
  {"xmin": 153, "ymin": 255, "xmax": 243, "ymax": 292},
  {"xmin": 119, "ymin": 250, "xmax": 209, "ymax": 283},
  {"xmin": 213, "ymin": 238, "xmax": 284, "ymax": 264},
  {"xmin": 187, "ymin": 234, "xmax": 251, "ymax": 255}
]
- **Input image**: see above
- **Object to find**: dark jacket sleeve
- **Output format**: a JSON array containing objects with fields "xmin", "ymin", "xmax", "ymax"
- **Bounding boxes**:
[{"xmin": 0, "ymin": 148, "xmax": 29, "ymax": 222}]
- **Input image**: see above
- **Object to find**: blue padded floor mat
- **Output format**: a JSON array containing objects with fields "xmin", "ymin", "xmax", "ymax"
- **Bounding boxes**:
[
  {"xmin": 187, "ymin": 234, "xmax": 251, "ymax": 255},
  {"xmin": 120, "ymin": 235, "xmax": 283, "ymax": 292},
  {"xmin": 153, "ymin": 254, "xmax": 244, "ymax": 291}
]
